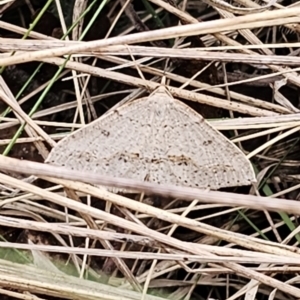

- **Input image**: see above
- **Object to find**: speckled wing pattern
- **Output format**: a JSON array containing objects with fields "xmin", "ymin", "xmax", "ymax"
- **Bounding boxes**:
[{"xmin": 46, "ymin": 87, "xmax": 256, "ymax": 191}]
